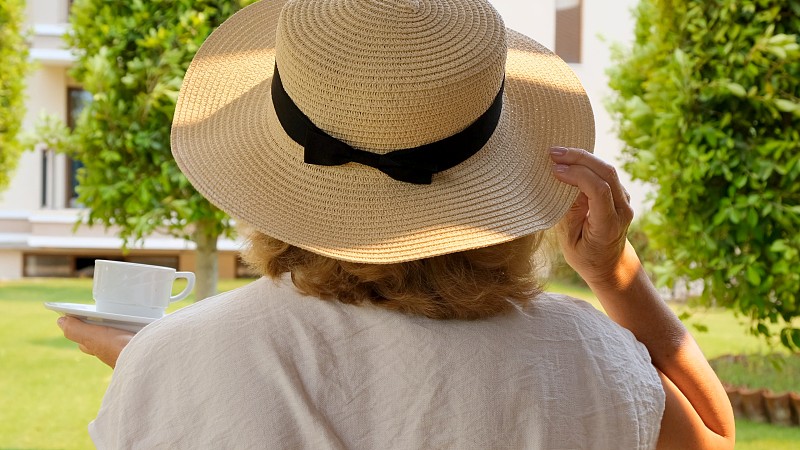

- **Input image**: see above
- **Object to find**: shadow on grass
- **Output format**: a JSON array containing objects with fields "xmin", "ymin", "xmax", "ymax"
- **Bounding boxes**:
[{"xmin": 29, "ymin": 336, "xmax": 74, "ymax": 349}]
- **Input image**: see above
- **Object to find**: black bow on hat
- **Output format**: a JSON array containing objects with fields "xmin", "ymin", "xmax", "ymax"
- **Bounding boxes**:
[{"xmin": 271, "ymin": 65, "xmax": 504, "ymax": 185}]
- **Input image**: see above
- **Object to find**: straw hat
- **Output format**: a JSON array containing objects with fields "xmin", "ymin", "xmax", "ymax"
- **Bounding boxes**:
[{"xmin": 171, "ymin": 0, "xmax": 594, "ymax": 263}]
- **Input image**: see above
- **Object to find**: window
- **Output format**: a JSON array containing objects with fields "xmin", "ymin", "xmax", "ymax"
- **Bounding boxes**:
[
  {"xmin": 126, "ymin": 256, "xmax": 180, "ymax": 269},
  {"xmin": 24, "ymin": 255, "xmax": 73, "ymax": 277},
  {"xmin": 555, "ymin": 0, "xmax": 582, "ymax": 63},
  {"xmin": 40, "ymin": 146, "xmax": 59, "ymax": 209},
  {"xmin": 66, "ymin": 88, "xmax": 92, "ymax": 207},
  {"xmin": 23, "ymin": 254, "xmax": 179, "ymax": 277},
  {"xmin": 66, "ymin": 88, "xmax": 91, "ymax": 128},
  {"xmin": 41, "ymin": 149, "xmax": 49, "ymax": 207}
]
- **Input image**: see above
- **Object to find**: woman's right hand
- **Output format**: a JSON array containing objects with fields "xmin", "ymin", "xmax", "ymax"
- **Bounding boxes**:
[
  {"xmin": 549, "ymin": 146, "xmax": 635, "ymax": 287},
  {"xmin": 58, "ymin": 316, "xmax": 134, "ymax": 369}
]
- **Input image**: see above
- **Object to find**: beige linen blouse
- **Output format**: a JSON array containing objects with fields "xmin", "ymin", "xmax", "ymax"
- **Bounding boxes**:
[{"xmin": 90, "ymin": 275, "xmax": 664, "ymax": 449}]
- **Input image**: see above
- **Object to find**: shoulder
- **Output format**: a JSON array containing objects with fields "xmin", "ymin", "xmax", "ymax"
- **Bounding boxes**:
[
  {"xmin": 529, "ymin": 291, "xmax": 651, "ymax": 356},
  {"xmin": 523, "ymin": 292, "xmax": 665, "ymax": 447},
  {"xmin": 128, "ymin": 277, "xmax": 288, "ymax": 340},
  {"xmin": 526, "ymin": 291, "xmax": 663, "ymax": 398},
  {"xmin": 113, "ymin": 277, "xmax": 301, "ymax": 377},
  {"xmin": 527, "ymin": 292, "xmax": 624, "ymax": 335}
]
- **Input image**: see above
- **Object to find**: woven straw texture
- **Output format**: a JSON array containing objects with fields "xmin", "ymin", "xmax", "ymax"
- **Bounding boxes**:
[{"xmin": 171, "ymin": 0, "xmax": 595, "ymax": 263}]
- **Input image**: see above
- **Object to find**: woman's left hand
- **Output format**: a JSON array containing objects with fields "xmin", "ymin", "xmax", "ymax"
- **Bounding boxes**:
[
  {"xmin": 57, "ymin": 316, "xmax": 134, "ymax": 369},
  {"xmin": 549, "ymin": 146, "xmax": 635, "ymax": 288}
]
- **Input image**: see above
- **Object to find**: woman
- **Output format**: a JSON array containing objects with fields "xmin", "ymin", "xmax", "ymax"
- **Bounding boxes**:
[{"xmin": 59, "ymin": 0, "xmax": 734, "ymax": 448}]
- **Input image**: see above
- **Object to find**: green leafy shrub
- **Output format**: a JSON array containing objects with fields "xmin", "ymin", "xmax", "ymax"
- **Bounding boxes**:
[
  {"xmin": 45, "ymin": 0, "xmax": 256, "ymax": 298},
  {"xmin": 0, "ymin": 0, "xmax": 30, "ymax": 191},
  {"xmin": 607, "ymin": 0, "xmax": 800, "ymax": 348},
  {"xmin": 626, "ymin": 214, "xmax": 665, "ymax": 285}
]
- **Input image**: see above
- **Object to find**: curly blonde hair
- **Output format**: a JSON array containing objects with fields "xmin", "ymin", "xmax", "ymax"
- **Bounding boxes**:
[{"xmin": 239, "ymin": 228, "xmax": 545, "ymax": 320}]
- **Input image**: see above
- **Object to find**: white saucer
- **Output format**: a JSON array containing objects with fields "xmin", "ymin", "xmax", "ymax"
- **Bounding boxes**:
[{"xmin": 44, "ymin": 302, "xmax": 163, "ymax": 333}]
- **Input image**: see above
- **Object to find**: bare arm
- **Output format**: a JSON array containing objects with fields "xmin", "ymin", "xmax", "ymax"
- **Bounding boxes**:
[{"xmin": 550, "ymin": 147, "xmax": 734, "ymax": 449}]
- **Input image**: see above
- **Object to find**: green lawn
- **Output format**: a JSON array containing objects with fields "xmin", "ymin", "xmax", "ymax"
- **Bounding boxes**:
[
  {"xmin": 673, "ymin": 305, "xmax": 784, "ymax": 360},
  {"xmin": 1, "ymin": 278, "xmax": 798, "ymax": 449}
]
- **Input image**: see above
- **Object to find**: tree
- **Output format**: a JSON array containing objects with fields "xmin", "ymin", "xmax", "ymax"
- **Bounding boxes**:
[
  {"xmin": 61, "ymin": 0, "xmax": 255, "ymax": 299},
  {"xmin": 607, "ymin": 0, "xmax": 800, "ymax": 348},
  {"xmin": 0, "ymin": 0, "xmax": 30, "ymax": 191}
]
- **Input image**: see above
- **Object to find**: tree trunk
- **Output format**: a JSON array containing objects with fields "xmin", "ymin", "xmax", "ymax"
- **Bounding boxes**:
[{"xmin": 193, "ymin": 220, "xmax": 219, "ymax": 301}]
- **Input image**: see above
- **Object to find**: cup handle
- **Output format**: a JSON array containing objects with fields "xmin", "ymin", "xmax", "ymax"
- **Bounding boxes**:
[{"xmin": 170, "ymin": 272, "xmax": 196, "ymax": 302}]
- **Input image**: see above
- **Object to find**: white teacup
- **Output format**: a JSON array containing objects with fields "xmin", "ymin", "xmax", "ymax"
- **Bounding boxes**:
[{"xmin": 93, "ymin": 260, "xmax": 196, "ymax": 319}]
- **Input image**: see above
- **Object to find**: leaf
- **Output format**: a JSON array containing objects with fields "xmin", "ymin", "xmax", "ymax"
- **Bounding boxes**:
[
  {"xmin": 773, "ymin": 260, "xmax": 789, "ymax": 274},
  {"xmin": 770, "ymin": 240, "xmax": 788, "ymax": 253},
  {"xmin": 766, "ymin": 45, "xmax": 787, "ymax": 59},
  {"xmin": 723, "ymin": 81, "xmax": 747, "ymax": 97},
  {"xmin": 792, "ymin": 328, "xmax": 800, "ymax": 350},
  {"xmin": 746, "ymin": 266, "xmax": 762, "ymax": 285},
  {"xmin": 774, "ymin": 99, "xmax": 799, "ymax": 115},
  {"xmin": 780, "ymin": 329, "xmax": 792, "ymax": 349}
]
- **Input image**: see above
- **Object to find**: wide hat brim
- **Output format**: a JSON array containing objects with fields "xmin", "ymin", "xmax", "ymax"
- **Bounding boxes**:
[{"xmin": 171, "ymin": 0, "xmax": 595, "ymax": 263}]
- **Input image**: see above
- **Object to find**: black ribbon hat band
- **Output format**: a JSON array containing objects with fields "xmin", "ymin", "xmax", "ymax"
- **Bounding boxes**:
[{"xmin": 271, "ymin": 65, "xmax": 505, "ymax": 185}]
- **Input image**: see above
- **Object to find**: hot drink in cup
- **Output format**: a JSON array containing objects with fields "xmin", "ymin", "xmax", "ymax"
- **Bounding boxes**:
[{"xmin": 92, "ymin": 260, "xmax": 196, "ymax": 319}]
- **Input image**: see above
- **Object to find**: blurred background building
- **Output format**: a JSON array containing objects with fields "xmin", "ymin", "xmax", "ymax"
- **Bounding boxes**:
[{"xmin": 0, "ymin": 0, "xmax": 644, "ymax": 279}]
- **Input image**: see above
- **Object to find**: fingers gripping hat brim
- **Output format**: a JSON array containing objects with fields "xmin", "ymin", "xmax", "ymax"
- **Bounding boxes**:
[{"xmin": 171, "ymin": 0, "xmax": 595, "ymax": 263}]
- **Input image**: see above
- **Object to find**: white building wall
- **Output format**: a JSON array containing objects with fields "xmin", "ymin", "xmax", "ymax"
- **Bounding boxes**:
[
  {"xmin": 491, "ymin": 0, "xmax": 557, "ymax": 50},
  {"xmin": 0, "ymin": 151, "xmax": 41, "ymax": 210},
  {"xmin": 1, "ymin": 65, "xmax": 70, "ymax": 210},
  {"xmin": 26, "ymin": 0, "xmax": 69, "ymax": 24},
  {"xmin": 0, "ymin": 251, "xmax": 24, "ymax": 279}
]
